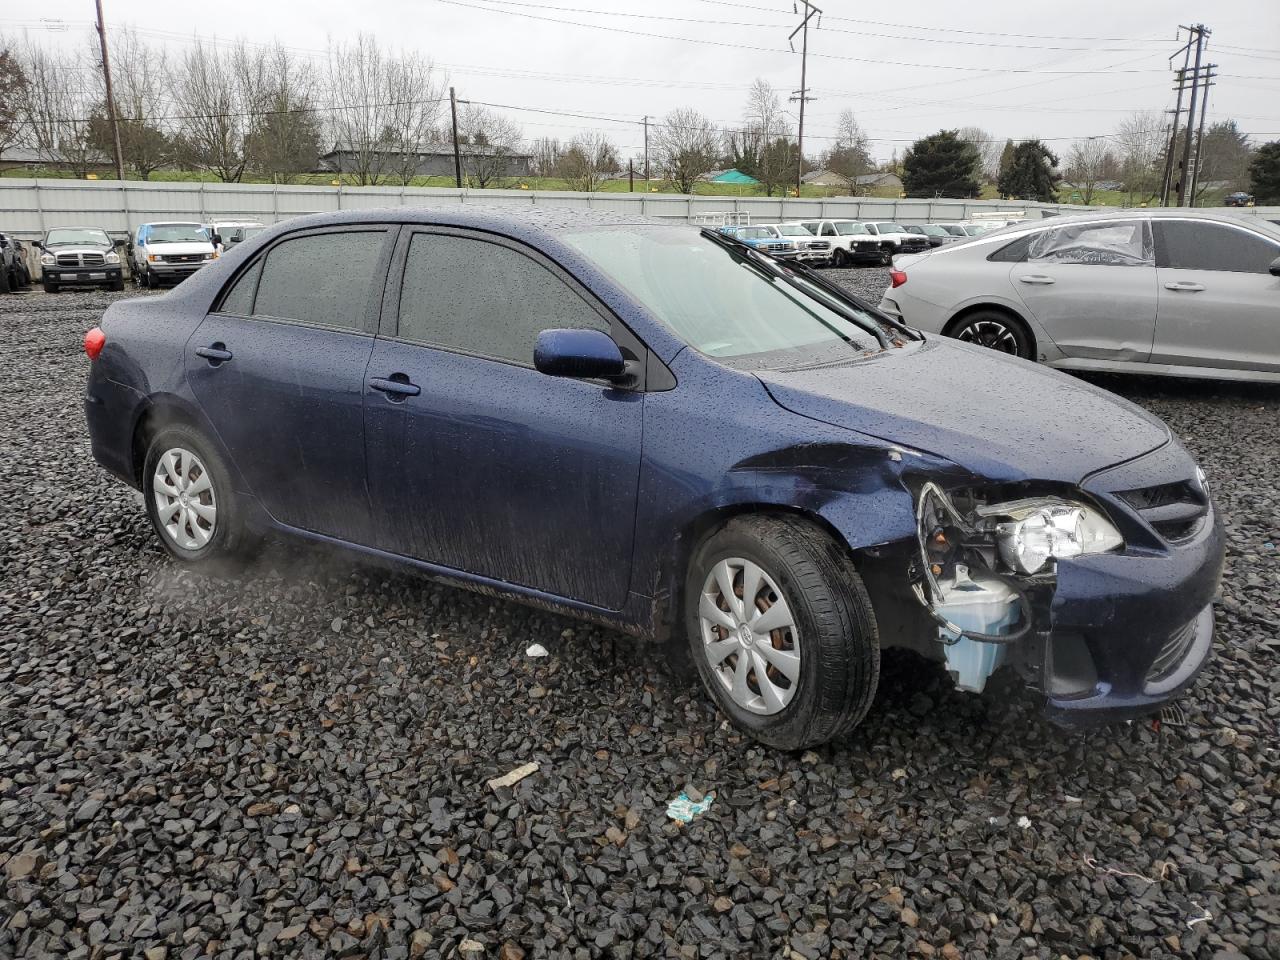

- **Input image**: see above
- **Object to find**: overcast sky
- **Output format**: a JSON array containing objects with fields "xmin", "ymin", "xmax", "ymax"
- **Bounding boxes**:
[{"xmin": 7, "ymin": 0, "xmax": 1279, "ymax": 162}]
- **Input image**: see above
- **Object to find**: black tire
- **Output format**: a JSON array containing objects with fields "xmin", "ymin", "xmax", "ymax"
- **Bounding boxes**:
[
  {"xmin": 947, "ymin": 309, "xmax": 1034, "ymax": 360},
  {"xmin": 41, "ymin": 277, "xmax": 56, "ymax": 294},
  {"xmin": 142, "ymin": 424, "xmax": 258, "ymax": 569},
  {"xmin": 832, "ymin": 248, "xmax": 850, "ymax": 268},
  {"xmin": 684, "ymin": 515, "xmax": 880, "ymax": 750},
  {"xmin": 879, "ymin": 248, "xmax": 893, "ymax": 267},
  {"xmin": 109, "ymin": 278, "xmax": 125, "ymax": 292},
  {"xmin": 0, "ymin": 265, "xmax": 9, "ymax": 294}
]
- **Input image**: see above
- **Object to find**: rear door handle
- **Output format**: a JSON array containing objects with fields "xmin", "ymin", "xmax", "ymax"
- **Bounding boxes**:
[
  {"xmin": 195, "ymin": 344, "xmax": 232, "ymax": 363},
  {"xmin": 369, "ymin": 375, "xmax": 421, "ymax": 399},
  {"xmin": 1164, "ymin": 281, "xmax": 1205, "ymax": 292},
  {"xmin": 1017, "ymin": 275, "xmax": 1056, "ymax": 285}
]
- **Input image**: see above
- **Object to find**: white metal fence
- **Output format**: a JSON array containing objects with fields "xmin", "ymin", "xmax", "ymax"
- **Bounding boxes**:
[
  {"xmin": 0, "ymin": 177, "xmax": 1107, "ymax": 240},
  {"xmin": 2, "ymin": 176, "xmax": 1274, "ymax": 246}
]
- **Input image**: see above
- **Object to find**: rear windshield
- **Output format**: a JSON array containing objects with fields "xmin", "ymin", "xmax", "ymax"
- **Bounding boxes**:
[{"xmin": 564, "ymin": 226, "xmax": 889, "ymax": 367}]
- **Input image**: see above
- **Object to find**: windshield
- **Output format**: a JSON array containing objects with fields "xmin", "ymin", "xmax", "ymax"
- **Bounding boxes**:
[
  {"xmin": 45, "ymin": 228, "xmax": 110, "ymax": 247},
  {"xmin": 736, "ymin": 227, "xmax": 774, "ymax": 240},
  {"xmin": 148, "ymin": 224, "xmax": 209, "ymax": 244},
  {"xmin": 942, "ymin": 224, "xmax": 968, "ymax": 236},
  {"xmin": 921, "ymin": 225, "xmax": 948, "ymax": 236},
  {"xmin": 775, "ymin": 224, "xmax": 813, "ymax": 237},
  {"xmin": 834, "ymin": 222, "xmax": 869, "ymax": 236},
  {"xmin": 873, "ymin": 223, "xmax": 906, "ymax": 233},
  {"xmin": 564, "ymin": 226, "xmax": 887, "ymax": 366}
]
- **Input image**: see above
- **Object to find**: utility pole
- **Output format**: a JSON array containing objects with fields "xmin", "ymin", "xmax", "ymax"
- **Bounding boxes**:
[
  {"xmin": 1187, "ymin": 65, "xmax": 1217, "ymax": 205},
  {"xmin": 449, "ymin": 86, "xmax": 463, "ymax": 188},
  {"xmin": 94, "ymin": 0, "xmax": 126, "ymax": 182},
  {"xmin": 628, "ymin": 158, "xmax": 634, "ymax": 192},
  {"xmin": 643, "ymin": 116, "xmax": 650, "ymax": 182},
  {"xmin": 1176, "ymin": 24, "xmax": 1209, "ymax": 206},
  {"xmin": 788, "ymin": 1, "xmax": 822, "ymax": 196},
  {"xmin": 1159, "ymin": 33, "xmax": 1193, "ymax": 206}
]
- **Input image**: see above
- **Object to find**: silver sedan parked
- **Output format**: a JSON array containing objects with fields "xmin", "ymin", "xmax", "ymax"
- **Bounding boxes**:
[{"xmin": 878, "ymin": 209, "xmax": 1280, "ymax": 382}]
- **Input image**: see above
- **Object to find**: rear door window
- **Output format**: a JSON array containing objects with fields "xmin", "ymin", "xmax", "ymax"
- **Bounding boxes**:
[
  {"xmin": 252, "ymin": 231, "xmax": 386, "ymax": 331},
  {"xmin": 396, "ymin": 232, "xmax": 609, "ymax": 366},
  {"xmin": 216, "ymin": 261, "xmax": 262, "ymax": 316},
  {"xmin": 1154, "ymin": 220, "xmax": 1280, "ymax": 274},
  {"xmin": 1027, "ymin": 220, "xmax": 1152, "ymax": 266}
]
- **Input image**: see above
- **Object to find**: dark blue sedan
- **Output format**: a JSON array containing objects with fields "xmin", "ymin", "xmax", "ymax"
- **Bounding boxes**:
[{"xmin": 84, "ymin": 208, "xmax": 1224, "ymax": 749}]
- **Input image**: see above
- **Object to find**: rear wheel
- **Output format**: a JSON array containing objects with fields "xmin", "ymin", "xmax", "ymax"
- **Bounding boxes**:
[
  {"xmin": 685, "ymin": 515, "xmax": 880, "ymax": 750},
  {"xmin": 948, "ymin": 309, "xmax": 1034, "ymax": 359},
  {"xmin": 143, "ymin": 424, "xmax": 258, "ymax": 568}
]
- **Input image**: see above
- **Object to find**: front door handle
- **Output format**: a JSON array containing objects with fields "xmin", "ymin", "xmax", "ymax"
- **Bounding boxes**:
[
  {"xmin": 195, "ymin": 343, "xmax": 232, "ymax": 364},
  {"xmin": 1164, "ymin": 281, "xmax": 1205, "ymax": 292},
  {"xmin": 1017, "ymin": 275, "xmax": 1056, "ymax": 285},
  {"xmin": 369, "ymin": 375, "xmax": 421, "ymax": 399}
]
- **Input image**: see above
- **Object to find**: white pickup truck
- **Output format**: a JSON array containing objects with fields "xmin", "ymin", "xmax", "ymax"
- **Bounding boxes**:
[
  {"xmin": 861, "ymin": 221, "xmax": 932, "ymax": 257},
  {"xmin": 790, "ymin": 219, "xmax": 889, "ymax": 267}
]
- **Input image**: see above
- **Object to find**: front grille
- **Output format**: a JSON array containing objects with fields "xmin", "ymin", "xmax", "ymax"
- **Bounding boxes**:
[
  {"xmin": 806, "ymin": 241, "xmax": 830, "ymax": 250},
  {"xmin": 162, "ymin": 254, "xmax": 204, "ymax": 263},
  {"xmin": 1120, "ymin": 481, "xmax": 1207, "ymax": 541},
  {"xmin": 1147, "ymin": 619, "xmax": 1198, "ymax": 682},
  {"xmin": 54, "ymin": 252, "xmax": 107, "ymax": 267}
]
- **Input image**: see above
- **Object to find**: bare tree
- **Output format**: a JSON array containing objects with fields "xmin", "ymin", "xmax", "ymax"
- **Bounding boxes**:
[
  {"xmin": 15, "ymin": 39, "xmax": 99, "ymax": 177},
  {"xmin": 560, "ymin": 132, "xmax": 618, "ymax": 192},
  {"xmin": 1114, "ymin": 110, "xmax": 1164, "ymax": 204},
  {"xmin": 381, "ymin": 50, "xmax": 446, "ymax": 185},
  {"xmin": 91, "ymin": 27, "xmax": 170, "ymax": 179},
  {"xmin": 0, "ymin": 37, "xmax": 29, "ymax": 160},
  {"xmin": 458, "ymin": 104, "xmax": 522, "ymax": 188},
  {"xmin": 246, "ymin": 42, "xmax": 322, "ymax": 184},
  {"xmin": 956, "ymin": 126, "xmax": 1001, "ymax": 182},
  {"xmin": 530, "ymin": 137, "xmax": 561, "ymax": 179},
  {"xmin": 823, "ymin": 108, "xmax": 872, "ymax": 194},
  {"xmin": 653, "ymin": 107, "xmax": 719, "ymax": 195},
  {"xmin": 172, "ymin": 39, "xmax": 269, "ymax": 182},
  {"xmin": 742, "ymin": 79, "xmax": 792, "ymax": 196},
  {"xmin": 1063, "ymin": 137, "xmax": 1111, "ymax": 204}
]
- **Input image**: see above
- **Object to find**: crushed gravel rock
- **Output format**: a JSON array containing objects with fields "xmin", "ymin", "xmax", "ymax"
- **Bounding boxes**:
[{"xmin": 1, "ymin": 283, "xmax": 1277, "ymax": 959}]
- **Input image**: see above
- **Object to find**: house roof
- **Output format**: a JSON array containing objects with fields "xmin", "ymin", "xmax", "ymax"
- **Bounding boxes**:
[
  {"xmin": 320, "ymin": 142, "xmax": 532, "ymax": 160},
  {"xmin": 0, "ymin": 146, "xmax": 112, "ymax": 165}
]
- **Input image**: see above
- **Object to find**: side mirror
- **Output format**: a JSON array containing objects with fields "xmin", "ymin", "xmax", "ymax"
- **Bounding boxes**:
[
  {"xmin": 113, "ymin": 238, "xmax": 125, "ymax": 248},
  {"xmin": 33, "ymin": 240, "xmax": 44, "ymax": 251},
  {"xmin": 534, "ymin": 328, "xmax": 626, "ymax": 380},
  {"xmin": 1270, "ymin": 256, "xmax": 1280, "ymax": 278}
]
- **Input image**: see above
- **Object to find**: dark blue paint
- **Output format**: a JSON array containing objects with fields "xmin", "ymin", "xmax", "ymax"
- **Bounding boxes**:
[
  {"xmin": 534, "ymin": 328, "xmax": 626, "ymax": 379},
  {"xmin": 85, "ymin": 206, "xmax": 1225, "ymax": 726}
]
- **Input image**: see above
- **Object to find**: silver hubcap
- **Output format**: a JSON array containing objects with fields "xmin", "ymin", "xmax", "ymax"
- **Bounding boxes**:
[
  {"xmin": 698, "ymin": 557, "xmax": 801, "ymax": 716},
  {"xmin": 958, "ymin": 319, "xmax": 1019, "ymax": 354},
  {"xmin": 152, "ymin": 447, "xmax": 217, "ymax": 550}
]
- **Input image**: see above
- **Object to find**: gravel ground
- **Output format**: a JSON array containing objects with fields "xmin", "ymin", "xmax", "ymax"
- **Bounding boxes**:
[{"xmin": 2, "ymin": 276, "xmax": 1278, "ymax": 960}]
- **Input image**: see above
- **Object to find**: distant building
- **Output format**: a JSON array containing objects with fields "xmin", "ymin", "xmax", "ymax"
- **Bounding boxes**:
[
  {"xmin": 317, "ymin": 142, "xmax": 533, "ymax": 179},
  {"xmin": 0, "ymin": 146, "xmax": 114, "ymax": 175}
]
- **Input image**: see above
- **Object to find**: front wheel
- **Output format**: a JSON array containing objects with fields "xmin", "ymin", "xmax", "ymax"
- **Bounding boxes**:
[
  {"xmin": 41, "ymin": 277, "xmax": 56, "ymax": 294},
  {"xmin": 143, "ymin": 424, "xmax": 258, "ymax": 568},
  {"xmin": 948, "ymin": 310, "xmax": 1034, "ymax": 359},
  {"xmin": 832, "ymin": 248, "xmax": 850, "ymax": 268},
  {"xmin": 685, "ymin": 515, "xmax": 880, "ymax": 750},
  {"xmin": 879, "ymin": 248, "xmax": 893, "ymax": 267}
]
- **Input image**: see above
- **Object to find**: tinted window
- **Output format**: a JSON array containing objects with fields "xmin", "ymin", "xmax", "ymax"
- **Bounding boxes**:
[
  {"xmin": 1027, "ymin": 220, "xmax": 1151, "ymax": 266},
  {"xmin": 253, "ymin": 231, "xmax": 383, "ymax": 330},
  {"xmin": 217, "ymin": 261, "xmax": 262, "ymax": 315},
  {"xmin": 821, "ymin": 223, "xmax": 837, "ymax": 237},
  {"xmin": 988, "ymin": 234, "xmax": 1034, "ymax": 263},
  {"xmin": 397, "ymin": 233, "xmax": 608, "ymax": 365},
  {"xmin": 1155, "ymin": 220, "xmax": 1280, "ymax": 274}
]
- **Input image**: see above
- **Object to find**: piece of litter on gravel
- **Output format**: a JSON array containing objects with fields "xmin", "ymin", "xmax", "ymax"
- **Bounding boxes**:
[
  {"xmin": 1063, "ymin": 794, "xmax": 1083, "ymax": 804},
  {"xmin": 1186, "ymin": 905, "xmax": 1212, "ymax": 929},
  {"xmin": 525, "ymin": 643, "xmax": 549, "ymax": 658},
  {"xmin": 486, "ymin": 762, "xmax": 539, "ymax": 792},
  {"xmin": 666, "ymin": 791, "xmax": 715, "ymax": 823},
  {"xmin": 1082, "ymin": 855, "xmax": 1161, "ymax": 884},
  {"xmin": 1016, "ymin": 815, "xmax": 1032, "ymax": 829}
]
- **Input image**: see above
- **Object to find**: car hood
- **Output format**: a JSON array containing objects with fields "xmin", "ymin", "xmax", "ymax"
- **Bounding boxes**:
[
  {"xmin": 756, "ymin": 338, "xmax": 1170, "ymax": 484},
  {"xmin": 46, "ymin": 245, "xmax": 113, "ymax": 255},
  {"xmin": 146, "ymin": 241, "xmax": 214, "ymax": 255}
]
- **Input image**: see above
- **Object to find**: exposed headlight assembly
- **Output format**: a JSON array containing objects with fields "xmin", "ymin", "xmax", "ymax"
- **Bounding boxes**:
[
  {"xmin": 40, "ymin": 253, "xmax": 55, "ymax": 266},
  {"xmin": 979, "ymin": 498, "xmax": 1124, "ymax": 574},
  {"xmin": 105, "ymin": 251, "xmax": 120, "ymax": 264}
]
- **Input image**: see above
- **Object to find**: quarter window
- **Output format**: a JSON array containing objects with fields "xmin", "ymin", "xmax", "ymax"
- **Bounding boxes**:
[
  {"xmin": 252, "ymin": 231, "xmax": 384, "ymax": 331},
  {"xmin": 1026, "ymin": 220, "xmax": 1152, "ymax": 266},
  {"xmin": 217, "ymin": 261, "xmax": 261, "ymax": 316},
  {"xmin": 397, "ymin": 233, "xmax": 608, "ymax": 365},
  {"xmin": 1154, "ymin": 220, "xmax": 1280, "ymax": 274}
]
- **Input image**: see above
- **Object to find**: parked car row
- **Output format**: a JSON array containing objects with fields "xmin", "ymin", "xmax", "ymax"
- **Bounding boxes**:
[
  {"xmin": 716, "ymin": 219, "xmax": 1011, "ymax": 267},
  {"xmin": 0, "ymin": 219, "xmax": 269, "ymax": 294}
]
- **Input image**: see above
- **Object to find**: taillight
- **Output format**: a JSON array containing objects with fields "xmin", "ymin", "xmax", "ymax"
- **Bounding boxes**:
[
  {"xmin": 84, "ymin": 327, "xmax": 106, "ymax": 360},
  {"xmin": 890, "ymin": 269, "xmax": 908, "ymax": 288}
]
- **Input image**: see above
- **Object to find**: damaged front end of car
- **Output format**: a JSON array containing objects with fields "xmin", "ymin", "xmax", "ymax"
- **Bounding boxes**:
[{"xmin": 861, "ymin": 459, "xmax": 1223, "ymax": 726}]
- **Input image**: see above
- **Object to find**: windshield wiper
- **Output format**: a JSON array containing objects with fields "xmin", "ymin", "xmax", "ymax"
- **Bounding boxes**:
[
  {"xmin": 782, "ymin": 258, "xmax": 921, "ymax": 342},
  {"xmin": 700, "ymin": 228, "xmax": 890, "ymax": 350}
]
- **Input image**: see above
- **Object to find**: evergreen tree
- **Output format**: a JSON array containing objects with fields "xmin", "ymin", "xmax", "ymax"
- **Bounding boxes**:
[
  {"xmin": 1250, "ymin": 141, "xmax": 1280, "ymax": 204},
  {"xmin": 998, "ymin": 140, "xmax": 1060, "ymax": 201},
  {"xmin": 901, "ymin": 130, "xmax": 980, "ymax": 198},
  {"xmin": 997, "ymin": 139, "xmax": 1015, "ymax": 181}
]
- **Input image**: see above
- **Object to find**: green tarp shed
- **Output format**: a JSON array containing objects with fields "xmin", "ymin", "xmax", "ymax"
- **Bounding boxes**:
[{"xmin": 709, "ymin": 169, "xmax": 760, "ymax": 185}]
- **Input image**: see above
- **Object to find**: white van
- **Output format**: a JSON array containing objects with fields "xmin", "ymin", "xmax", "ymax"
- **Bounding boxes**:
[{"xmin": 129, "ymin": 222, "xmax": 217, "ymax": 288}]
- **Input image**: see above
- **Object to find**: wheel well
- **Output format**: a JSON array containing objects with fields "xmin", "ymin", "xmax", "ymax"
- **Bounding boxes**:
[
  {"xmin": 130, "ymin": 402, "xmax": 200, "ymax": 486},
  {"xmin": 943, "ymin": 303, "xmax": 1035, "ymax": 352},
  {"xmin": 653, "ymin": 503, "xmax": 855, "ymax": 643}
]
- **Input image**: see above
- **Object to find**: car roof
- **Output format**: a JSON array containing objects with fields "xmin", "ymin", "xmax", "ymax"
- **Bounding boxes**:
[{"xmin": 977, "ymin": 207, "xmax": 1280, "ymax": 240}]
